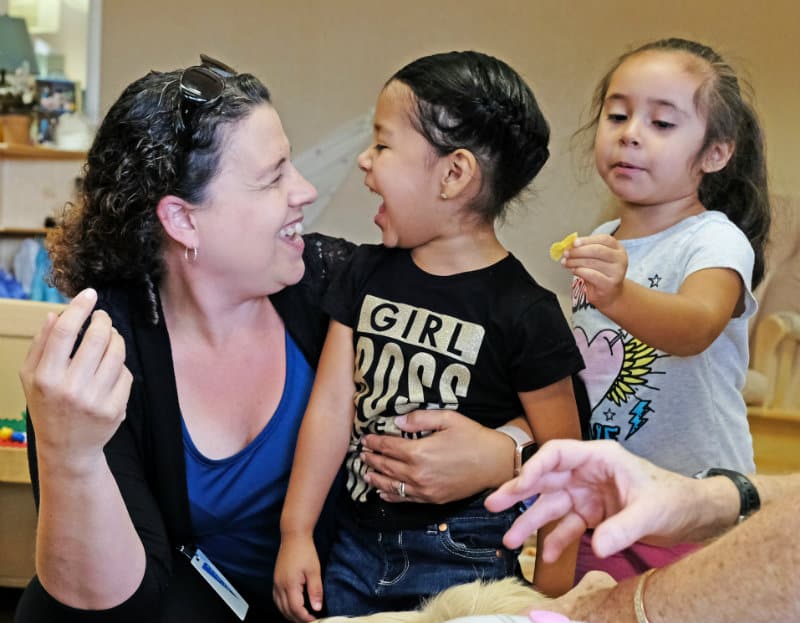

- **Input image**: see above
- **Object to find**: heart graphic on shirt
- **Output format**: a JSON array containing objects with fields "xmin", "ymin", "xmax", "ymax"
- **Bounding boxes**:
[{"xmin": 574, "ymin": 327, "xmax": 625, "ymax": 409}]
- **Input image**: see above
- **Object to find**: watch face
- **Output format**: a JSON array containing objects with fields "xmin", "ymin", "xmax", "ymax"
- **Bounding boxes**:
[{"xmin": 521, "ymin": 442, "xmax": 539, "ymax": 464}]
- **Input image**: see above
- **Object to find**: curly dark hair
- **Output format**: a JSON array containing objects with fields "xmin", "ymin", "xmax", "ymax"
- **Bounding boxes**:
[
  {"xmin": 390, "ymin": 50, "xmax": 550, "ymax": 222},
  {"xmin": 47, "ymin": 63, "xmax": 271, "ymax": 314},
  {"xmin": 580, "ymin": 38, "xmax": 771, "ymax": 288}
]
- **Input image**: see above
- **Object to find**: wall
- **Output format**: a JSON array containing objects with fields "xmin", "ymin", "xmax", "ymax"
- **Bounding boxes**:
[
  {"xmin": 100, "ymin": 0, "xmax": 800, "ymax": 300},
  {"xmin": 5, "ymin": 0, "xmax": 88, "ymax": 86},
  {"xmin": 35, "ymin": 0, "xmax": 89, "ymax": 88}
]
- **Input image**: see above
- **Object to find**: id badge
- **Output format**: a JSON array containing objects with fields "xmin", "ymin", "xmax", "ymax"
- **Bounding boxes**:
[{"xmin": 179, "ymin": 545, "xmax": 249, "ymax": 620}]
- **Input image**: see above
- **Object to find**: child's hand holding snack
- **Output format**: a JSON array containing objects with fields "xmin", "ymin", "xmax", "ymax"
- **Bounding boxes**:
[{"xmin": 558, "ymin": 233, "xmax": 628, "ymax": 310}]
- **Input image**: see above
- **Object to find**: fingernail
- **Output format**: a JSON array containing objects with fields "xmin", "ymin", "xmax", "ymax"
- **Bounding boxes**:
[
  {"xmin": 80, "ymin": 288, "xmax": 97, "ymax": 300},
  {"xmin": 312, "ymin": 601, "xmax": 322, "ymax": 611},
  {"xmin": 395, "ymin": 415, "xmax": 407, "ymax": 426}
]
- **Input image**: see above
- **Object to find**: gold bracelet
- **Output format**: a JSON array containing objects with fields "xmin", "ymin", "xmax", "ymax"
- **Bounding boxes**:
[{"xmin": 633, "ymin": 567, "xmax": 658, "ymax": 623}]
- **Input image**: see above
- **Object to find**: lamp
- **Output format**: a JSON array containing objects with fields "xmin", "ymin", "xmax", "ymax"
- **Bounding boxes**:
[{"xmin": 0, "ymin": 14, "xmax": 40, "ymax": 84}]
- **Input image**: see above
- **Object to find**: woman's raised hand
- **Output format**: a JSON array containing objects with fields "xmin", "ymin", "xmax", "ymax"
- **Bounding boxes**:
[{"xmin": 19, "ymin": 288, "xmax": 133, "ymax": 475}]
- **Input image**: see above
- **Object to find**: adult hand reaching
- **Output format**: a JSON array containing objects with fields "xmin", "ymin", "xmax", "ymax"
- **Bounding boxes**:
[
  {"xmin": 485, "ymin": 440, "xmax": 724, "ymax": 563},
  {"xmin": 495, "ymin": 442, "xmax": 800, "ymax": 623}
]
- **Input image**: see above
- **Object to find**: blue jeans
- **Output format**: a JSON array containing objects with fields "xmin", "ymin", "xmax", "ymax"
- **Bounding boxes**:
[{"xmin": 323, "ymin": 496, "xmax": 522, "ymax": 616}]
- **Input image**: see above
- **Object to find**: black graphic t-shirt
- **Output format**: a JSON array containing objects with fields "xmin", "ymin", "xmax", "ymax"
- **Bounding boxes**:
[{"xmin": 323, "ymin": 245, "xmax": 583, "ymax": 526}]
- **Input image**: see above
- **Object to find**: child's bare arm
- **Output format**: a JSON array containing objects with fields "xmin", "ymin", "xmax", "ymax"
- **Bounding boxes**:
[
  {"xmin": 280, "ymin": 320, "xmax": 355, "ymax": 534},
  {"xmin": 274, "ymin": 320, "xmax": 356, "ymax": 622},
  {"xmin": 520, "ymin": 377, "xmax": 582, "ymax": 445},
  {"xmin": 519, "ymin": 377, "xmax": 582, "ymax": 597},
  {"xmin": 564, "ymin": 235, "xmax": 743, "ymax": 356}
]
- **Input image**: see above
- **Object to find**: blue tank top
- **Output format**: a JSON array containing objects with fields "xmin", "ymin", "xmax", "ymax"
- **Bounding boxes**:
[{"xmin": 182, "ymin": 331, "xmax": 314, "ymax": 596}]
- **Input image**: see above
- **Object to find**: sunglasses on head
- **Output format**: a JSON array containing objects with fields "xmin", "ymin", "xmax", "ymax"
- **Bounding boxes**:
[{"xmin": 177, "ymin": 54, "xmax": 238, "ymax": 142}]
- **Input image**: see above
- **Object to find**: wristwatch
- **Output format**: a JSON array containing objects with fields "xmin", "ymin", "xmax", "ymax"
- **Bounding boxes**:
[
  {"xmin": 693, "ymin": 467, "xmax": 761, "ymax": 523},
  {"xmin": 496, "ymin": 425, "xmax": 538, "ymax": 477}
]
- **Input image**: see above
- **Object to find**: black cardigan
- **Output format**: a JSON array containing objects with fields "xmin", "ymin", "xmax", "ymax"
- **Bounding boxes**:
[{"xmin": 17, "ymin": 234, "xmax": 354, "ymax": 623}]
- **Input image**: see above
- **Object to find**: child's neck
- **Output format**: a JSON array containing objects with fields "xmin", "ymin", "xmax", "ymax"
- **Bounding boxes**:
[
  {"xmin": 410, "ymin": 225, "xmax": 507, "ymax": 276},
  {"xmin": 615, "ymin": 194, "xmax": 707, "ymax": 240}
]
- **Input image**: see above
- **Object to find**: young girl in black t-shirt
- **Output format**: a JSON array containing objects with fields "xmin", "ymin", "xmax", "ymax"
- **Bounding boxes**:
[{"xmin": 275, "ymin": 51, "xmax": 584, "ymax": 620}]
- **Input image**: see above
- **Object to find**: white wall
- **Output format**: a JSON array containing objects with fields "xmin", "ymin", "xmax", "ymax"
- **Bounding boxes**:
[{"xmin": 99, "ymin": 1, "xmax": 800, "ymax": 301}]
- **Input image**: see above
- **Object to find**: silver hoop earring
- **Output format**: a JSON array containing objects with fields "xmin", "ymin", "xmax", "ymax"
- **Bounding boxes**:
[{"xmin": 184, "ymin": 246, "xmax": 198, "ymax": 263}]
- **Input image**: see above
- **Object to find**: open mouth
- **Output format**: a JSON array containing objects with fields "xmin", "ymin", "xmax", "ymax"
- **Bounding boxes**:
[{"xmin": 279, "ymin": 221, "xmax": 303, "ymax": 241}]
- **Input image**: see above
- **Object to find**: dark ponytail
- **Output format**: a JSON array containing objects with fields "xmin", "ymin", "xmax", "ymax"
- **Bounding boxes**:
[{"xmin": 390, "ymin": 51, "xmax": 550, "ymax": 222}]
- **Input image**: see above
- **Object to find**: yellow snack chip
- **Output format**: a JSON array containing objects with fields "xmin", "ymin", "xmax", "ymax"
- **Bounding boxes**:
[{"xmin": 549, "ymin": 232, "xmax": 578, "ymax": 261}]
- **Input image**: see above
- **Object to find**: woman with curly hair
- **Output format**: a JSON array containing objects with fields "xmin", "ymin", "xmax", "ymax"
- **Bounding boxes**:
[{"xmin": 15, "ymin": 56, "xmax": 530, "ymax": 622}]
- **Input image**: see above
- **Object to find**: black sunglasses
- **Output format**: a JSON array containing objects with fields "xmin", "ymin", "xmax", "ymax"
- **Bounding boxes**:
[{"xmin": 177, "ymin": 54, "xmax": 237, "ymax": 143}]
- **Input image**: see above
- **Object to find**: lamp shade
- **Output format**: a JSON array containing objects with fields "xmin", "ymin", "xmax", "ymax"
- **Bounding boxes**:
[{"xmin": 0, "ymin": 15, "xmax": 39, "ymax": 75}]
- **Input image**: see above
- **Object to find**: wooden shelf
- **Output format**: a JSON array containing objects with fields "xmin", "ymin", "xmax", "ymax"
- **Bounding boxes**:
[
  {"xmin": 0, "ymin": 143, "xmax": 86, "ymax": 161},
  {"xmin": 0, "ymin": 444, "xmax": 36, "ymax": 587},
  {"xmin": 0, "ymin": 227, "xmax": 50, "ymax": 238},
  {"xmin": 0, "ymin": 446, "xmax": 30, "ymax": 484},
  {"xmin": 748, "ymin": 409, "xmax": 800, "ymax": 474}
]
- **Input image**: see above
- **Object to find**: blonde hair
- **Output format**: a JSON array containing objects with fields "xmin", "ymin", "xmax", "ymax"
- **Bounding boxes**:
[{"xmin": 319, "ymin": 577, "xmax": 547, "ymax": 623}]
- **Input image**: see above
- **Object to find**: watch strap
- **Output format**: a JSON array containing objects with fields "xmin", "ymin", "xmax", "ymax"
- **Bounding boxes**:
[
  {"xmin": 694, "ymin": 467, "xmax": 760, "ymax": 523},
  {"xmin": 496, "ymin": 425, "xmax": 536, "ymax": 477},
  {"xmin": 495, "ymin": 424, "xmax": 532, "ymax": 446}
]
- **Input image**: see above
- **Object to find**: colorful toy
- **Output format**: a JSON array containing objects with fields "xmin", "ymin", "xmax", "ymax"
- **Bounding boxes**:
[
  {"xmin": 0, "ymin": 412, "xmax": 28, "ymax": 446},
  {"xmin": 0, "ymin": 410, "xmax": 28, "ymax": 433}
]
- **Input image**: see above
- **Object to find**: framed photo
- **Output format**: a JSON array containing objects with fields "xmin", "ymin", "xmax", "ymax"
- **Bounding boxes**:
[{"xmin": 35, "ymin": 77, "xmax": 77, "ymax": 115}]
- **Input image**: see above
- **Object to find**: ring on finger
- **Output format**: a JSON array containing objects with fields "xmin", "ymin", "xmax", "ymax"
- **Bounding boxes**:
[{"xmin": 395, "ymin": 481, "xmax": 407, "ymax": 498}]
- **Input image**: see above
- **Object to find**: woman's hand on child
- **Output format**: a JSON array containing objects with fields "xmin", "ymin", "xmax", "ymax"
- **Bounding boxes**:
[
  {"xmin": 561, "ymin": 234, "xmax": 628, "ymax": 310},
  {"xmin": 273, "ymin": 534, "xmax": 323, "ymax": 623},
  {"xmin": 361, "ymin": 409, "xmax": 515, "ymax": 504},
  {"xmin": 19, "ymin": 288, "xmax": 133, "ymax": 476}
]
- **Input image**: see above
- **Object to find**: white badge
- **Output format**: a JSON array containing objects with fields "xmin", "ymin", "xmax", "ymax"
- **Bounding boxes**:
[{"xmin": 179, "ymin": 545, "xmax": 249, "ymax": 620}]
